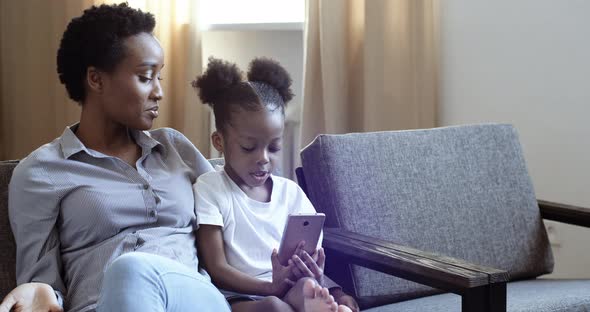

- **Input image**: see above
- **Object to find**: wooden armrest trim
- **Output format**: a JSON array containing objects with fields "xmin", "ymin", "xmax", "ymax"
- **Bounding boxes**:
[
  {"xmin": 327, "ymin": 228, "xmax": 508, "ymax": 283},
  {"xmin": 324, "ymin": 228, "xmax": 508, "ymax": 294},
  {"xmin": 539, "ymin": 200, "xmax": 590, "ymax": 228}
]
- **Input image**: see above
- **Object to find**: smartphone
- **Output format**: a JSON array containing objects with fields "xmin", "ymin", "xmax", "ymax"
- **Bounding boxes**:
[{"xmin": 278, "ymin": 213, "xmax": 326, "ymax": 266}]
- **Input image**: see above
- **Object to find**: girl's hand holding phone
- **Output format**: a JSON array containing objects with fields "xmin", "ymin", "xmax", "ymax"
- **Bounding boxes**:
[
  {"xmin": 289, "ymin": 242, "xmax": 361, "ymax": 312},
  {"xmin": 289, "ymin": 242, "xmax": 326, "ymax": 285},
  {"xmin": 269, "ymin": 248, "xmax": 296, "ymax": 297}
]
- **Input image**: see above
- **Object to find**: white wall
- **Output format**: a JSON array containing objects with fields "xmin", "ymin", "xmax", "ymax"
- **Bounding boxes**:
[
  {"xmin": 440, "ymin": 0, "xmax": 590, "ymax": 278},
  {"xmin": 201, "ymin": 28, "xmax": 304, "ymax": 178}
]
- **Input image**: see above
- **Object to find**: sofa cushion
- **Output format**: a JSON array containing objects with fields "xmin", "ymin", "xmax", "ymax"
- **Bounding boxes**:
[
  {"xmin": 300, "ymin": 124, "xmax": 554, "ymax": 302},
  {"xmin": 364, "ymin": 279, "xmax": 590, "ymax": 312}
]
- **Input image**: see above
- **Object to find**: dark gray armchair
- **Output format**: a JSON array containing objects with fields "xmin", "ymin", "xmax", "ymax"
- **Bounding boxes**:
[{"xmin": 296, "ymin": 124, "xmax": 590, "ymax": 311}]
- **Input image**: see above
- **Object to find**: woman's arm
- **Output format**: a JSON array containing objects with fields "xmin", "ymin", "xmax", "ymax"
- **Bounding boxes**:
[
  {"xmin": 196, "ymin": 225, "xmax": 293, "ymax": 297},
  {"xmin": 7, "ymin": 160, "xmax": 66, "ymax": 310}
]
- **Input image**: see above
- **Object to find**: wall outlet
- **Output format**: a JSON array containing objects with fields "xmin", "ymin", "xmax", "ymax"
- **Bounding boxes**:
[{"xmin": 545, "ymin": 223, "xmax": 561, "ymax": 248}]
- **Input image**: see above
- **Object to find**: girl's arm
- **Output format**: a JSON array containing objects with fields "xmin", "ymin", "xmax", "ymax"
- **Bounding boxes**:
[{"xmin": 196, "ymin": 224, "xmax": 294, "ymax": 297}]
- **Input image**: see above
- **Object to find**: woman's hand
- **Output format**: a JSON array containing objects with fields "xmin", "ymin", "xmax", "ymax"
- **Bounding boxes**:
[
  {"xmin": 330, "ymin": 288, "xmax": 360, "ymax": 312},
  {"xmin": 289, "ymin": 247, "xmax": 326, "ymax": 286},
  {"xmin": 0, "ymin": 282, "xmax": 63, "ymax": 312},
  {"xmin": 269, "ymin": 248, "xmax": 296, "ymax": 297}
]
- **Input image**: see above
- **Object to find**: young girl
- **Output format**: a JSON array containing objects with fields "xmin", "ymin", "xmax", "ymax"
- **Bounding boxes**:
[{"xmin": 193, "ymin": 58, "xmax": 358, "ymax": 312}]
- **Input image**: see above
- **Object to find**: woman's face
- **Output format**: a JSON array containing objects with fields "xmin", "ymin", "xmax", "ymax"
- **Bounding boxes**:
[{"xmin": 99, "ymin": 32, "xmax": 165, "ymax": 131}]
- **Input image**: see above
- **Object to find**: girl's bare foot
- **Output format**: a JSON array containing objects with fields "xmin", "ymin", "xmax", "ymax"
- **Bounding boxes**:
[
  {"xmin": 337, "ymin": 304, "xmax": 353, "ymax": 312},
  {"xmin": 301, "ymin": 278, "xmax": 338, "ymax": 312}
]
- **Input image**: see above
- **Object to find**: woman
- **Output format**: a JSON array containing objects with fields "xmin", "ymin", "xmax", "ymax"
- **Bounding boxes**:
[{"xmin": 0, "ymin": 3, "xmax": 229, "ymax": 312}]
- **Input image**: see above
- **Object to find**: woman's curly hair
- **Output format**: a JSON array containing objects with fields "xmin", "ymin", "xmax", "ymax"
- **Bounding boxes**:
[
  {"xmin": 57, "ymin": 3, "xmax": 155, "ymax": 103},
  {"xmin": 192, "ymin": 57, "xmax": 293, "ymax": 131}
]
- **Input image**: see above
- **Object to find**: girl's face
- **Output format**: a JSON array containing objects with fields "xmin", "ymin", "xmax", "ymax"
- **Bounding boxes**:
[
  {"xmin": 213, "ymin": 106, "xmax": 284, "ymax": 193},
  {"xmin": 98, "ymin": 32, "xmax": 164, "ymax": 131}
]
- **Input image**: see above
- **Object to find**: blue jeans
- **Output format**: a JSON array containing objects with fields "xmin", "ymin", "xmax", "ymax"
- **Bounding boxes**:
[{"xmin": 96, "ymin": 252, "xmax": 230, "ymax": 312}]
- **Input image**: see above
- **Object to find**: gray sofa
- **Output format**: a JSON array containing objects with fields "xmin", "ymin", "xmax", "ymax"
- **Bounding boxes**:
[{"xmin": 3, "ymin": 124, "xmax": 590, "ymax": 311}]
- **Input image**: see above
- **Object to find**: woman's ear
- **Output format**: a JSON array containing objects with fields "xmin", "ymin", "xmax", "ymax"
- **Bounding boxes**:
[
  {"xmin": 86, "ymin": 66, "xmax": 102, "ymax": 93},
  {"xmin": 211, "ymin": 131, "xmax": 224, "ymax": 153}
]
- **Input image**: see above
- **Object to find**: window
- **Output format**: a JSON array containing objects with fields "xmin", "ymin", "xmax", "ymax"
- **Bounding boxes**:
[{"xmin": 200, "ymin": 0, "xmax": 304, "ymax": 30}]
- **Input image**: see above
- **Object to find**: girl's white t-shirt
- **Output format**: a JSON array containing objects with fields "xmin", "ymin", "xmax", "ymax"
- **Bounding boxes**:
[{"xmin": 194, "ymin": 167, "xmax": 317, "ymax": 281}]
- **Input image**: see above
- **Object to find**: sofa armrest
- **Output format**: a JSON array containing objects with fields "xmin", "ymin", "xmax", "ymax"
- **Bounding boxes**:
[
  {"xmin": 323, "ymin": 228, "xmax": 508, "ymax": 295},
  {"xmin": 539, "ymin": 200, "xmax": 590, "ymax": 228}
]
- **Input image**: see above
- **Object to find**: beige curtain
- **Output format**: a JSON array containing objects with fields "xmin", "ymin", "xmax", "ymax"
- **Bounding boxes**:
[
  {"xmin": 301, "ymin": 0, "xmax": 439, "ymax": 146},
  {"xmin": 0, "ymin": 0, "xmax": 210, "ymax": 160}
]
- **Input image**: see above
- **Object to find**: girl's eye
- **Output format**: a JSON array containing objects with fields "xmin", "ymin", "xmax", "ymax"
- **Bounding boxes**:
[
  {"xmin": 269, "ymin": 145, "xmax": 281, "ymax": 153},
  {"xmin": 139, "ymin": 76, "xmax": 152, "ymax": 83},
  {"xmin": 241, "ymin": 146, "xmax": 255, "ymax": 153}
]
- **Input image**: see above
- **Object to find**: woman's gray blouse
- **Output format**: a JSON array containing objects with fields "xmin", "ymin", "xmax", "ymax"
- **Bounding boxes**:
[{"xmin": 9, "ymin": 125, "xmax": 212, "ymax": 312}]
